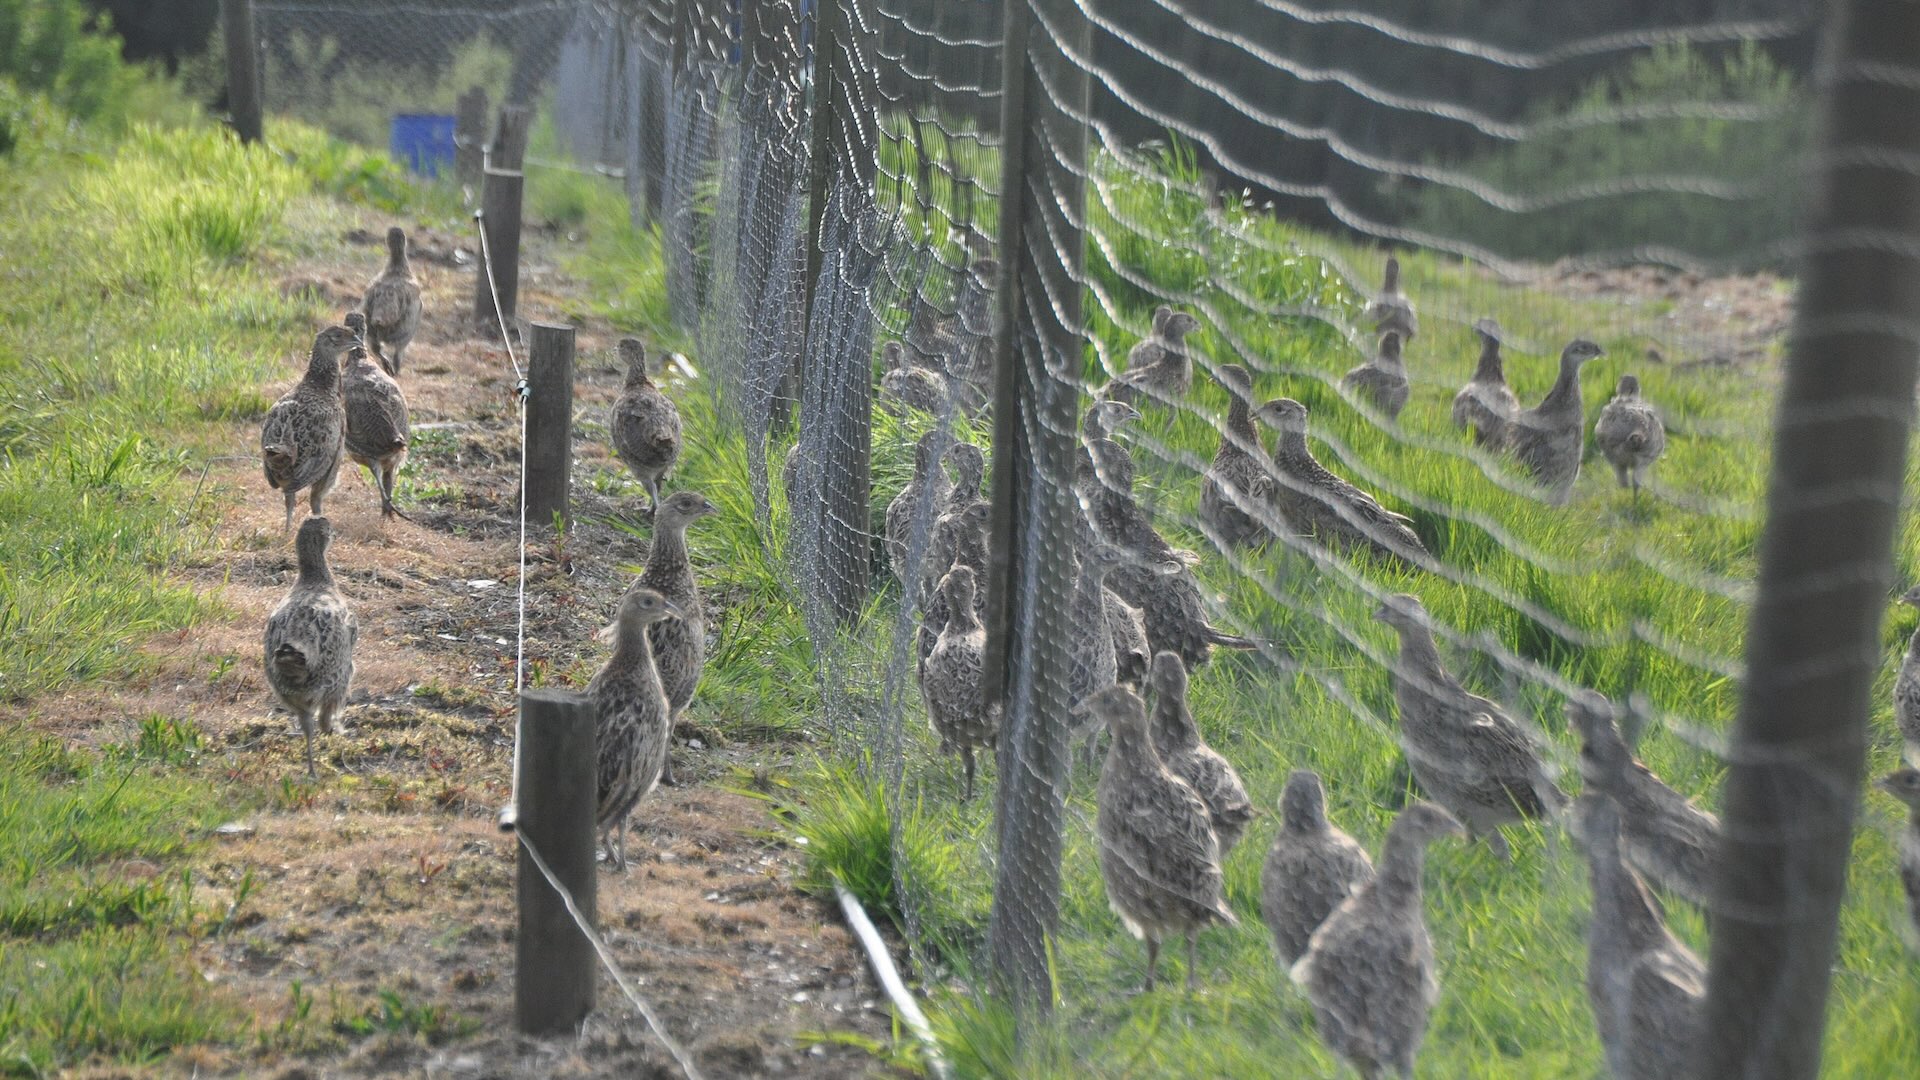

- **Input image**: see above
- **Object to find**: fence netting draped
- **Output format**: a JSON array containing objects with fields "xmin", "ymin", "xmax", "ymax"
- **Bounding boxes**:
[{"xmin": 257, "ymin": 1, "xmax": 1920, "ymax": 1075}]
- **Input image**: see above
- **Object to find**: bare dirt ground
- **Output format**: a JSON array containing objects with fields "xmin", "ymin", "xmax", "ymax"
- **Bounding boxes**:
[{"xmin": 34, "ymin": 220, "xmax": 899, "ymax": 1078}]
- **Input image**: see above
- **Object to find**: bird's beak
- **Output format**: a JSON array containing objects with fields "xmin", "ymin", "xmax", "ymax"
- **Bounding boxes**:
[{"xmin": 700, "ymin": 501, "xmax": 719, "ymax": 517}]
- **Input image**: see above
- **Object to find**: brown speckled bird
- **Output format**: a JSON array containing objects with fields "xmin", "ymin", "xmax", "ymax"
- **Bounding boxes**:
[
  {"xmin": 1452, "ymin": 318, "xmax": 1516, "ymax": 449},
  {"xmin": 1149, "ymin": 652, "xmax": 1254, "ymax": 858},
  {"xmin": 1341, "ymin": 331, "xmax": 1411, "ymax": 421},
  {"xmin": 1374, "ymin": 593, "xmax": 1567, "ymax": 862},
  {"xmin": 1091, "ymin": 683, "xmax": 1237, "ymax": 992},
  {"xmin": 1894, "ymin": 585, "xmax": 1920, "ymax": 765},
  {"xmin": 341, "ymin": 337, "xmax": 410, "ymax": 520},
  {"xmin": 627, "ymin": 490, "xmax": 718, "ymax": 787},
  {"xmin": 263, "ymin": 517, "xmax": 357, "ymax": 777},
  {"xmin": 1565, "ymin": 690, "xmax": 1719, "ymax": 908},
  {"xmin": 1258, "ymin": 398, "xmax": 1427, "ymax": 566},
  {"xmin": 923, "ymin": 566, "xmax": 999, "ymax": 800},
  {"xmin": 610, "ymin": 338, "xmax": 683, "ymax": 515},
  {"xmin": 1580, "ymin": 792, "xmax": 1705, "ymax": 1080},
  {"xmin": 262, "ymin": 326, "xmax": 352, "ymax": 533},
  {"xmin": 1508, "ymin": 339, "xmax": 1604, "ymax": 503},
  {"xmin": 589, "ymin": 586, "xmax": 686, "ymax": 870},
  {"xmin": 361, "ymin": 226, "xmax": 422, "ymax": 376},
  {"xmin": 1365, "ymin": 254, "xmax": 1418, "ymax": 341},
  {"xmin": 879, "ymin": 340, "xmax": 956, "ymax": 416},
  {"xmin": 1593, "ymin": 374, "xmax": 1666, "ymax": 497},
  {"xmin": 1198, "ymin": 363, "xmax": 1273, "ymax": 549},
  {"xmin": 1260, "ymin": 769, "xmax": 1375, "ymax": 967},
  {"xmin": 1291, "ymin": 801, "xmax": 1462, "ymax": 1080},
  {"xmin": 1102, "ymin": 308, "xmax": 1203, "ymax": 406},
  {"xmin": 886, "ymin": 431, "xmax": 954, "ymax": 592},
  {"xmin": 1876, "ymin": 767, "xmax": 1920, "ymax": 951}
]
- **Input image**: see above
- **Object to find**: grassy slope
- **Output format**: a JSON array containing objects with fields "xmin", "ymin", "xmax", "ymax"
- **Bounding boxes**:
[
  {"xmin": 0, "ymin": 93, "xmax": 463, "ymax": 1072},
  {"xmin": 536, "ymin": 130, "xmax": 1920, "ymax": 1077}
]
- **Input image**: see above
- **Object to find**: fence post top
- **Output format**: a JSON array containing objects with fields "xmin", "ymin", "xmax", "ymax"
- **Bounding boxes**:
[
  {"xmin": 530, "ymin": 320, "xmax": 576, "ymax": 334},
  {"xmin": 519, "ymin": 687, "xmax": 593, "ymax": 708}
]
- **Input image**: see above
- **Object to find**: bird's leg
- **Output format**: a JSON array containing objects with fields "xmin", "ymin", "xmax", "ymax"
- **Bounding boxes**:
[
  {"xmin": 301, "ymin": 712, "xmax": 317, "ymax": 778},
  {"xmin": 643, "ymin": 478, "xmax": 661, "ymax": 517},
  {"xmin": 963, "ymin": 747, "xmax": 975, "ymax": 801},
  {"xmin": 659, "ymin": 750, "xmax": 677, "ymax": 787},
  {"xmin": 612, "ymin": 821, "xmax": 628, "ymax": 873},
  {"xmin": 283, "ymin": 491, "xmax": 296, "ymax": 535},
  {"xmin": 1185, "ymin": 931, "xmax": 1200, "ymax": 993},
  {"xmin": 1143, "ymin": 938, "xmax": 1159, "ymax": 993},
  {"xmin": 1483, "ymin": 828, "xmax": 1513, "ymax": 865}
]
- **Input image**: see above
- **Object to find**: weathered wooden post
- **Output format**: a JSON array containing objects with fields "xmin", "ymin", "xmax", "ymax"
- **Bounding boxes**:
[
  {"xmin": 513, "ymin": 689, "xmax": 598, "ymax": 1035},
  {"xmin": 473, "ymin": 106, "xmax": 533, "ymax": 334},
  {"xmin": 455, "ymin": 88, "xmax": 490, "ymax": 186},
  {"xmin": 220, "ymin": 0, "xmax": 263, "ymax": 144},
  {"xmin": 523, "ymin": 323, "xmax": 576, "ymax": 529}
]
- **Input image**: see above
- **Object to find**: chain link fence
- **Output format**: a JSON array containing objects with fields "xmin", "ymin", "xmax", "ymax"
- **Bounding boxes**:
[{"xmin": 246, "ymin": 0, "xmax": 1920, "ymax": 1075}]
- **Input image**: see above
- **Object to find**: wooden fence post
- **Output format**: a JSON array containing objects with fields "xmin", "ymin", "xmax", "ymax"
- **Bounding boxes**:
[
  {"xmin": 472, "ymin": 107, "xmax": 532, "ymax": 334},
  {"xmin": 455, "ymin": 88, "xmax": 490, "ymax": 186},
  {"xmin": 513, "ymin": 689, "xmax": 598, "ymax": 1036},
  {"xmin": 524, "ymin": 323, "xmax": 576, "ymax": 529},
  {"xmin": 220, "ymin": 0, "xmax": 263, "ymax": 144},
  {"xmin": 1699, "ymin": 1, "xmax": 1920, "ymax": 1076}
]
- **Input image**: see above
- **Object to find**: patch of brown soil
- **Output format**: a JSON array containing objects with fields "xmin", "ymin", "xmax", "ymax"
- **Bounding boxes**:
[{"xmin": 30, "ymin": 211, "xmax": 899, "ymax": 1078}]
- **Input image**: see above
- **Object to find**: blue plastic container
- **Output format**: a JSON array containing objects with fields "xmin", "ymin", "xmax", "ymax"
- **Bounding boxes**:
[{"xmin": 389, "ymin": 113, "xmax": 457, "ymax": 177}]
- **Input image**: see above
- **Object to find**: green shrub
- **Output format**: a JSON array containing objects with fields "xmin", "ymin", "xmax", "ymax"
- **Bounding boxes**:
[
  {"xmin": 1404, "ymin": 43, "xmax": 1809, "ymax": 268},
  {"xmin": 0, "ymin": 0, "xmax": 173, "ymax": 129}
]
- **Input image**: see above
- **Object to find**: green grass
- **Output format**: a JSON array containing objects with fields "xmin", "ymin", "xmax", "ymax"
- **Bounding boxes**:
[{"xmin": 543, "ymin": 119, "xmax": 1920, "ymax": 1077}]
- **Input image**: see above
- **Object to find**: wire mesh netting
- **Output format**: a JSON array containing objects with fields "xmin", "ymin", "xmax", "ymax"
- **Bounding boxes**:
[{"xmin": 250, "ymin": 0, "xmax": 1920, "ymax": 1074}]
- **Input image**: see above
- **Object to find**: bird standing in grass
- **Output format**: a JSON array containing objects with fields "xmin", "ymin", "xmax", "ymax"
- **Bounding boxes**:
[
  {"xmin": 1101, "ymin": 307, "xmax": 1202, "ymax": 406},
  {"xmin": 1341, "ymin": 331, "xmax": 1411, "ymax": 421},
  {"xmin": 1366, "ymin": 254, "xmax": 1418, "ymax": 341},
  {"xmin": 627, "ymin": 490, "xmax": 717, "ymax": 787},
  {"xmin": 1579, "ymin": 792, "xmax": 1705, "ymax": 1080},
  {"xmin": 1090, "ymin": 683, "xmax": 1237, "ymax": 992},
  {"xmin": 1507, "ymin": 339, "xmax": 1604, "ymax": 503},
  {"xmin": 923, "ymin": 566, "xmax": 999, "ymax": 800},
  {"xmin": 263, "ymin": 517, "xmax": 357, "ymax": 778},
  {"xmin": 1260, "ymin": 769, "xmax": 1374, "ymax": 967},
  {"xmin": 1199, "ymin": 363, "xmax": 1274, "ymax": 549},
  {"xmin": 1148, "ymin": 652, "xmax": 1254, "ymax": 858},
  {"xmin": 589, "ymin": 587, "xmax": 685, "ymax": 871},
  {"xmin": 1876, "ymin": 767, "xmax": 1920, "ymax": 951},
  {"xmin": 360, "ymin": 226, "xmax": 422, "ymax": 376},
  {"xmin": 341, "ymin": 336, "xmax": 410, "ymax": 521},
  {"xmin": 886, "ymin": 431, "xmax": 954, "ymax": 592},
  {"xmin": 1292, "ymin": 800, "xmax": 1460, "ymax": 1079},
  {"xmin": 1451, "ymin": 318, "xmax": 1516, "ymax": 449},
  {"xmin": 1565, "ymin": 690, "xmax": 1720, "ymax": 908},
  {"xmin": 263, "ymin": 326, "xmax": 353, "ymax": 534},
  {"xmin": 1374, "ymin": 593, "xmax": 1567, "ymax": 861},
  {"xmin": 1593, "ymin": 374, "xmax": 1666, "ymax": 497},
  {"xmin": 610, "ymin": 338, "xmax": 683, "ymax": 516},
  {"xmin": 1258, "ymin": 398, "xmax": 1428, "ymax": 566},
  {"xmin": 878, "ymin": 340, "xmax": 955, "ymax": 416},
  {"xmin": 1894, "ymin": 585, "xmax": 1920, "ymax": 765}
]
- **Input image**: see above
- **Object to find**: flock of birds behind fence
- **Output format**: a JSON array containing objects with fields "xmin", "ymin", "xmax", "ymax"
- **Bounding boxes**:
[{"xmin": 249, "ymin": 226, "xmax": 1920, "ymax": 1077}]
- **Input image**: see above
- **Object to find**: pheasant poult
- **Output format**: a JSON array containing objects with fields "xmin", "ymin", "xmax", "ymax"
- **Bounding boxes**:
[
  {"xmin": 1090, "ymin": 683, "xmax": 1237, "ymax": 992},
  {"xmin": 262, "ymin": 326, "xmax": 353, "ymax": 533},
  {"xmin": 922, "ymin": 566, "xmax": 999, "ymax": 800},
  {"xmin": 1508, "ymin": 339, "xmax": 1604, "ymax": 503},
  {"xmin": 1876, "ymin": 767, "xmax": 1920, "ymax": 950},
  {"xmin": 1374, "ymin": 593, "xmax": 1567, "ymax": 861},
  {"xmin": 886, "ymin": 431, "xmax": 954, "ymax": 592},
  {"xmin": 341, "ymin": 337, "xmax": 410, "ymax": 520},
  {"xmin": 1593, "ymin": 374, "xmax": 1666, "ymax": 496},
  {"xmin": 1292, "ymin": 801, "xmax": 1462, "ymax": 1080},
  {"xmin": 263, "ymin": 517, "xmax": 357, "ymax": 778},
  {"xmin": 1579, "ymin": 793, "xmax": 1705, "ymax": 1080},
  {"xmin": 1259, "ymin": 398, "xmax": 1428, "ymax": 566},
  {"xmin": 589, "ymin": 587, "xmax": 686, "ymax": 871},
  {"xmin": 1260, "ymin": 769, "xmax": 1375, "ymax": 967},
  {"xmin": 626, "ymin": 490, "xmax": 718, "ymax": 787},
  {"xmin": 610, "ymin": 338, "xmax": 683, "ymax": 515},
  {"xmin": 1101, "ymin": 307, "xmax": 1203, "ymax": 406},
  {"xmin": 1565, "ymin": 690, "xmax": 1720, "ymax": 908},
  {"xmin": 1149, "ymin": 652, "xmax": 1255, "ymax": 858},
  {"xmin": 360, "ymin": 226, "xmax": 422, "ymax": 376},
  {"xmin": 1451, "ymin": 318, "xmax": 1517, "ymax": 449},
  {"xmin": 1081, "ymin": 435, "xmax": 1256, "ymax": 669},
  {"xmin": 1198, "ymin": 363, "xmax": 1274, "ymax": 549},
  {"xmin": 1341, "ymin": 331, "xmax": 1411, "ymax": 421},
  {"xmin": 879, "ymin": 340, "xmax": 954, "ymax": 416},
  {"xmin": 1365, "ymin": 254, "xmax": 1418, "ymax": 341},
  {"xmin": 1894, "ymin": 585, "xmax": 1920, "ymax": 765}
]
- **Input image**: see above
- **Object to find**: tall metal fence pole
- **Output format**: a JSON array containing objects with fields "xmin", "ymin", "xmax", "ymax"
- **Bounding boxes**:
[
  {"xmin": 984, "ymin": 0, "xmax": 1090, "ymax": 1019},
  {"xmin": 1700, "ymin": 2, "xmax": 1920, "ymax": 1076},
  {"xmin": 220, "ymin": 0, "xmax": 262, "ymax": 144}
]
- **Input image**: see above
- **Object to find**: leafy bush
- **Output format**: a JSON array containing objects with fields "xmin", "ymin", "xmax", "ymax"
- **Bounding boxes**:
[
  {"xmin": 1404, "ymin": 44, "xmax": 1809, "ymax": 269},
  {"xmin": 0, "ymin": 0, "xmax": 189, "ymax": 129}
]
